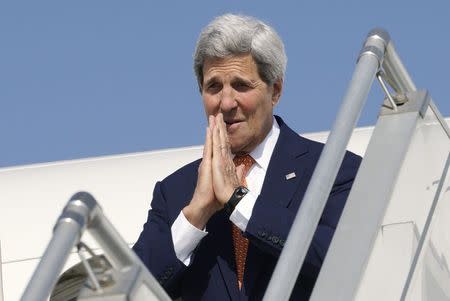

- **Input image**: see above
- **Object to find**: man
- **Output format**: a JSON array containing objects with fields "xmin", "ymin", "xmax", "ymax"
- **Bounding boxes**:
[{"xmin": 133, "ymin": 14, "xmax": 361, "ymax": 300}]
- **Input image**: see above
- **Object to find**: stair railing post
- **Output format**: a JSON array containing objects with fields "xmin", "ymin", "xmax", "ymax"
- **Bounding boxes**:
[{"xmin": 263, "ymin": 29, "xmax": 390, "ymax": 301}]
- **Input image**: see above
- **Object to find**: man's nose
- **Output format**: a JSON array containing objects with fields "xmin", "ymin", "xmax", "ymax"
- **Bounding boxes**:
[{"xmin": 219, "ymin": 86, "xmax": 237, "ymax": 112}]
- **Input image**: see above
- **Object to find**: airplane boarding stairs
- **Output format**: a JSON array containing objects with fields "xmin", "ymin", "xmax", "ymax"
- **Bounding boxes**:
[{"xmin": 0, "ymin": 28, "xmax": 448, "ymax": 300}]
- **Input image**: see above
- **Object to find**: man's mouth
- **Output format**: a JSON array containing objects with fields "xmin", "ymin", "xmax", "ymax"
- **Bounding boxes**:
[{"xmin": 224, "ymin": 120, "xmax": 243, "ymax": 132}]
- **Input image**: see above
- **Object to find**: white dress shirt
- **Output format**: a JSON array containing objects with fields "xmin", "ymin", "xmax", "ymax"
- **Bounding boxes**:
[{"xmin": 171, "ymin": 118, "xmax": 281, "ymax": 265}]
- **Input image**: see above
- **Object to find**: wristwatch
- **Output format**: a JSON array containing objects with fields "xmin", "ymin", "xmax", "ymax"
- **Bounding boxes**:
[{"xmin": 224, "ymin": 186, "xmax": 249, "ymax": 215}]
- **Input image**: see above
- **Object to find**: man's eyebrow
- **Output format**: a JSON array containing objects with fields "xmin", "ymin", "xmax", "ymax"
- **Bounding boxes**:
[
  {"xmin": 203, "ymin": 76, "xmax": 218, "ymax": 87},
  {"xmin": 234, "ymin": 77, "xmax": 257, "ymax": 86},
  {"xmin": 203, "ymin": 75, "xmax": 255, "ymax": 87}
]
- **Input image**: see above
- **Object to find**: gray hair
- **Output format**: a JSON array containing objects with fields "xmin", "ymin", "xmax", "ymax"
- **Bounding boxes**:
[{"xmin": 194, "ymin": 14, "xmax": 287, "ymax": 90}]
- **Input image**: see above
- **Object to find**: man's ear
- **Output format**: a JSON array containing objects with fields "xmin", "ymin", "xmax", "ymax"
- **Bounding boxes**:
[{"xmin": 271, "ymin": 79, "xmax": 283, "ymax": 106}]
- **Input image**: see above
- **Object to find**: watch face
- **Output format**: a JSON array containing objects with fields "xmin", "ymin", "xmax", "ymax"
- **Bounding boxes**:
[
  {"xmin": 225, "ymin": 186, "xmax": 250, "ymax": 215},
  {"xmin": 237, "ymin": 186, "xmax": 249, "ymax": 197}
]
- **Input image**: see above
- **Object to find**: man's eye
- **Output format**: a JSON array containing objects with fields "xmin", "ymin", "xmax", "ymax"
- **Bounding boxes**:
[
  {"xmin": 207, "ymin": 83, "xmax": 221, "ymax": 93},
  {"xmin": 233, "ymin": 82, "xmax": 252, "ymax": 92}
]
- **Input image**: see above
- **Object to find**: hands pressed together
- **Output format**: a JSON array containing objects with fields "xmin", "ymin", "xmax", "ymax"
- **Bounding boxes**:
[{"xmin": 183, "ymin": 113, "xmax": 245, "ymax": 229}]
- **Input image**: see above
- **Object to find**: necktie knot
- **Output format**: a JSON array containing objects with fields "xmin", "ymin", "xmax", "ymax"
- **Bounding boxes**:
[{"xmin": 233, "ymin": 154, "xmax": 255, "ymax": 179}]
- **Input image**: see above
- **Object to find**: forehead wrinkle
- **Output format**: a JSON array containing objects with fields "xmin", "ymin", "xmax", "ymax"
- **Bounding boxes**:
[
  {"xmin": 204, "ymin": 67, "xmax": 258, "ymax": 84},
  {"xmin": 204, "ymin": 71, "xmax": 253, "ymax": 85},
  {"xmin": 207, "ymin": 65, "xmax": 248, "ymax": 76},
  {"xmin": 203, "ymin": 55, "xmax": 258, "ymax": 79}
]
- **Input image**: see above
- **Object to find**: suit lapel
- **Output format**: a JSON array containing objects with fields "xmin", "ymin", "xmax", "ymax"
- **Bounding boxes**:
[
  {"xmin": 260, "ymin": 116, "xmax": 309, "ymax": 208},
  {"xmin": 245, "ymin": 117, "xmax": 312, "ymax": 297}
]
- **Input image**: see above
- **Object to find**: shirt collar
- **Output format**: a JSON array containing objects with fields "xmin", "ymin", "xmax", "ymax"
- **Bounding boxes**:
[{"xmin": 249, "ymin": 116, "xmax": 280, "ymax": 171}]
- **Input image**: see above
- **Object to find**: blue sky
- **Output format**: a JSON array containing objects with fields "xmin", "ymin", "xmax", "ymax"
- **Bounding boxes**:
[{"xmin": 1, "ymin": 1, "xmax": 449, "ymax": 167}]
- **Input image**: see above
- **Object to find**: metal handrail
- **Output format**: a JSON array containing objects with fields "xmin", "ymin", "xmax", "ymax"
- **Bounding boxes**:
[
  {"xmin": 20, "ymin": 192, "xmax": 170, "ymax": 301},
  {"xmin": 263, "ymin": 28, "xmax": 417, "ymax": 300}
]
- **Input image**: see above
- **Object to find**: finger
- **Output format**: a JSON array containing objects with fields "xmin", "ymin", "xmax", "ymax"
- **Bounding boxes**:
[
  {"xmin": 212, "ymin": 117, "xmax": 221, "ymax": 161},
  {"xmin": 203, "ymin": 126, "xmax": 212, "ymax": 163},
  {"xmin": 216, "ymin": 113, "xmax": 230, "ymax": 157},
  {"xmin": 236, "ymin": 164, "xmax": 245, "ymax": 184},
  {"xmin": 206, "ymin": 115, "xmax": 215, "ymax": 162},
  {"xmin": 198, "ymin": 129, "xmax": 211, "ymax": 181},
  {"xmin": 209, "ymin": 115, "xmax": 215, "ymax": 129}
]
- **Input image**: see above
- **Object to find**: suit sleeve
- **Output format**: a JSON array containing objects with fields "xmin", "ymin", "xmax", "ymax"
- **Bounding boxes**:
[
  {"xmin": 132, "ymin": 181, "xmax": 187, "ymax": 298},
  {"xmin": 244, "ymin": 153, "xmax": 361, "ymax": 281}
]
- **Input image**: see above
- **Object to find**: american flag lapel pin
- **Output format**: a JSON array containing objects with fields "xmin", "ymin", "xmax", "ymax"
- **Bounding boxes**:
[{"xmin": 285, "ymin": 172, "xmax": 296, "ymax": 180}]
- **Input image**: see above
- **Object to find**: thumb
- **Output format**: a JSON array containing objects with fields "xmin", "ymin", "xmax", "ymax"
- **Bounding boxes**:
[{"xmin": 236, "ymin": 164, "xmax": 245, "ymax": 184}]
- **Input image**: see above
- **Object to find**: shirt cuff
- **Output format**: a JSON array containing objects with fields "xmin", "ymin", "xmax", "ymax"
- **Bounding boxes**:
[
  {"xmin": 229, "ymin": 190, "xmax": 258, "ymax": 232},
  {"xmin": 171, "ymin": 211, "xmax": 208, "ymax": 266}
]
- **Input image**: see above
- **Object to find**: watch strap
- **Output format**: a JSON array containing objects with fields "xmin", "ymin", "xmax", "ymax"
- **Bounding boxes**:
[{"xmin": 224, "ymin": 186, "xmax": 249, "ymax": 215}]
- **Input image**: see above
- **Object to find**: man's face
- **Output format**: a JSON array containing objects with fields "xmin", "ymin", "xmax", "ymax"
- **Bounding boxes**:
[{"xmin": 201, "ymin": 54, "xmax": 282, "ymax": 155}]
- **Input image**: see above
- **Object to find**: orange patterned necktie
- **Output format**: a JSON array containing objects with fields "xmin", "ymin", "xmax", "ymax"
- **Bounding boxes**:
[{"xmin": 232, "ymin": 154, "xmax": 255, "ymax": 289}]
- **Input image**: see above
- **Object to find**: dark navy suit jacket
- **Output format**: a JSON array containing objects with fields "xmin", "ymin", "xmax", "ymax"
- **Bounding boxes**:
[{"xmin": 133, "ymin": 116, "xmax": 361, "ymax": 300}]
